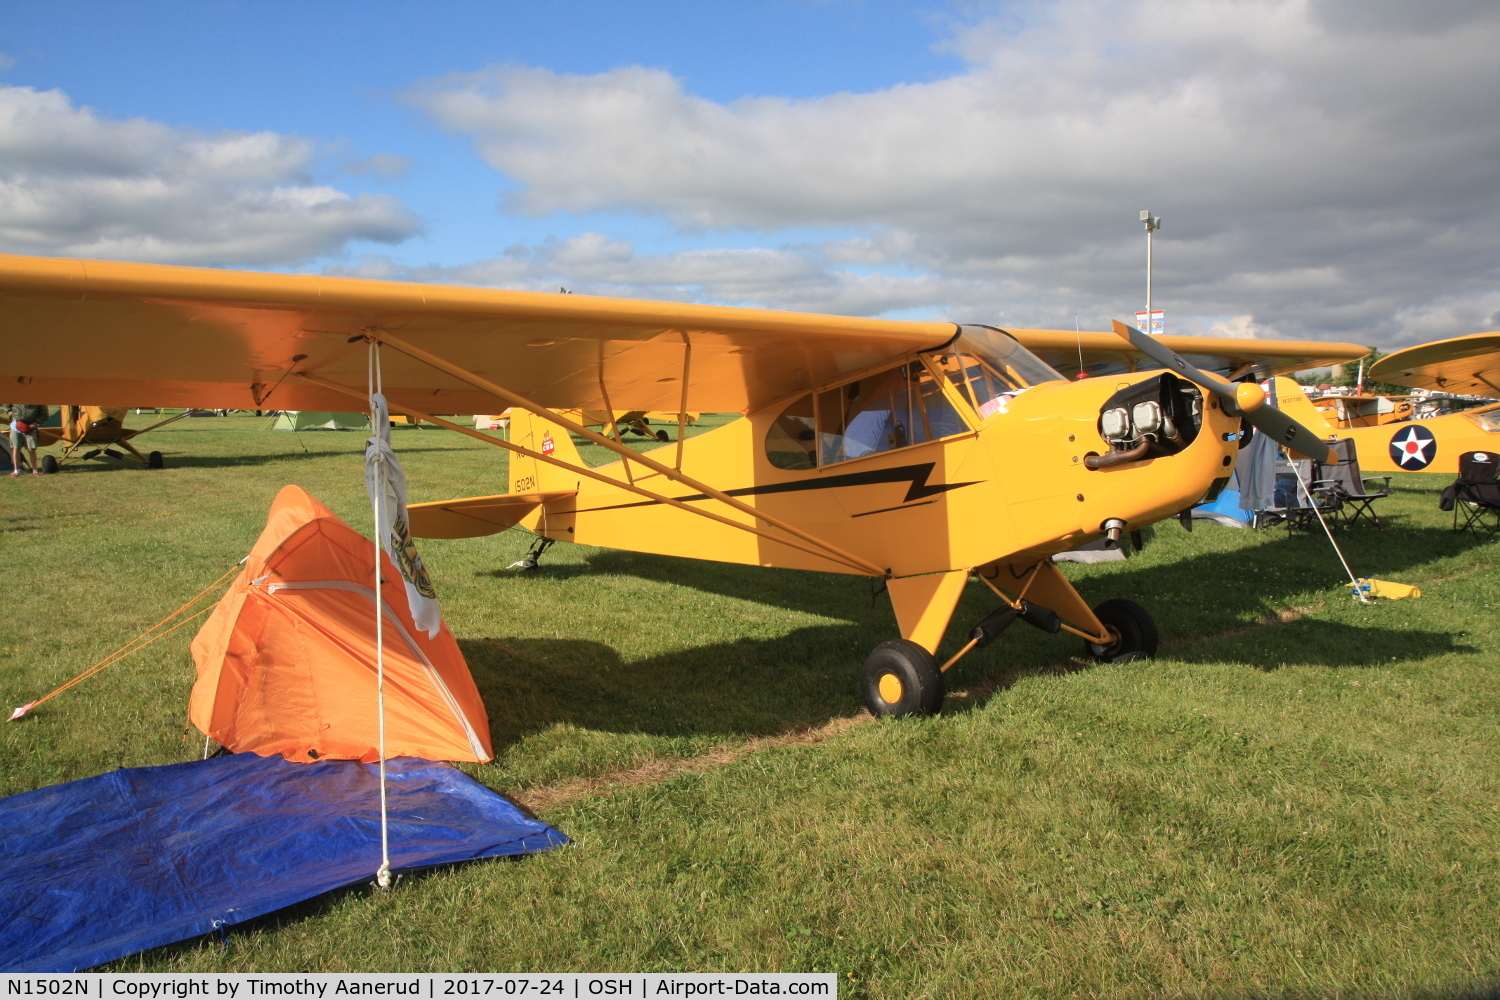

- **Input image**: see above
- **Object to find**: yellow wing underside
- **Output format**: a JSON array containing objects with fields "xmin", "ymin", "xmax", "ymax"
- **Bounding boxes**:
[{"xmin": 1369, "ymin": 332, "xmax": 1500, "ymax": 395}]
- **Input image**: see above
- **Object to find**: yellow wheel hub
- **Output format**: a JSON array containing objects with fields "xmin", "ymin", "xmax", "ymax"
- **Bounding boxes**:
[{"xmin": 877, "ymin": 672, "xmax": 904, "ymax": 705}]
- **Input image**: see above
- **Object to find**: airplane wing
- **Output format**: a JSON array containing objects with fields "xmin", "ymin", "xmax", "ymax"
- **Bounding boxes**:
[
  {"xmin": 1010, "ymin": 328, "xmax": 1369, "ymax": 381},
  {"xmin": 0, "ymin": 253, "xmax": 954, "ymax": 413},
  {"xmin": 0, "ymin": 252, "xmax": 1367, "ymax": 412},
  {"xmin": 1368, "ymin": 332, "xmax": 1500, "ymax": 396}
]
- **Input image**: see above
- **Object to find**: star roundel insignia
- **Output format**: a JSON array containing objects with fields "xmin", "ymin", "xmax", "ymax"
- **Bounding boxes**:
[{"xmin": 1388, "ymin": 424, "xmax": 1437, "ymax": 470}]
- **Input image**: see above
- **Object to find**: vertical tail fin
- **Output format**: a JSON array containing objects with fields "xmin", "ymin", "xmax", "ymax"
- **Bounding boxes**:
[{"xmin": 507, "ymin": 408, "xmax": 586, "ymax": 493}]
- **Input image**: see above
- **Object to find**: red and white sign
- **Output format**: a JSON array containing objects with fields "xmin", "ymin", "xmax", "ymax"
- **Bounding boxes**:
[
  {"xmin": 1135, "ymin": 310, "xmax": 1165, "ymax": 336},
  {"xmin": 541, "ymin": 431, "xmax": 555, "ymax": 456}
]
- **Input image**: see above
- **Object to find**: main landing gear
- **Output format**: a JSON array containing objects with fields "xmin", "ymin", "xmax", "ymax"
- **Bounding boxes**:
[
  {"xmin": 1084, "ymin": 598, "xmax": 1158, "ymax": 664},
  {"xmin": 861, "ymin": 561, "xmax": 1158, "ymax": 719}
]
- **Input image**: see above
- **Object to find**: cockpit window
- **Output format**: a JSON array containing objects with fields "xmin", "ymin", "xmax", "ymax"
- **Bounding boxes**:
[
  {"xmin": 926, "ymin": 352, "xmax": 1018, "ymax": 420},
  {"xmin": 815, "ymin": 362, "xmax": 966, "ymax": 465},
  {"xmin": 765, "ymin": 329, "xmax": 1061, "ymax": 469}
]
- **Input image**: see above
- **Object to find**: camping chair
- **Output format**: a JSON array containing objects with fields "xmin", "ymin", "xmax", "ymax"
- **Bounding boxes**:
[
  {"xmin": 1254, "ymin": 457, "xmax": 1342, "ymax": 532},
  {"xmin": 1313, "ymin": 437, "xmax": 1392, "ymax": 529},
  {"xmin": 1439, "ymin": 451, "xmax": 1500, "ymax": 540}
]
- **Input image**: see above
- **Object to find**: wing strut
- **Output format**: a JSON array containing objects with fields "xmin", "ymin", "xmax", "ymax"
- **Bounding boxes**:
[
  {"xmin": 594, "ymin": 361, "xmax": 632, "ymax": 483},
  {"xmin": 122, "ymin": 409, "xmax": 193, "ymax": 437},
  {"xmin": 363, "ymin": 331, "xmax": 887, "ymax": 577},
  {"xmin": 294, "ymin": 371, "xmax": 884, "ymax": 577},
  {"xmin": 675, "ymin": 332, "xmax": 691, "ymax": 470}
]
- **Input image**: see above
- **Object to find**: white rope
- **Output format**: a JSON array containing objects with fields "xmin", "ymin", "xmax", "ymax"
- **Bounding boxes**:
[
  {"xmin": 1287, "ymin": 451, "xmax": 1373, "ymax": 604},
  {"xmin": 369, "ymin": 340, "xmax": 393, "ymax": 889}
]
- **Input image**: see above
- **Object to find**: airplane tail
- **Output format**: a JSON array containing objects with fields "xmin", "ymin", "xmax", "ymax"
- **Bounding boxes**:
[
  {"xmin": 506, "ymin": 408, "xmax": 586, "ymax": 494},
  {"xmin": 1267, "ymin": 377, "xmax": 1339, "ymax": 448}
]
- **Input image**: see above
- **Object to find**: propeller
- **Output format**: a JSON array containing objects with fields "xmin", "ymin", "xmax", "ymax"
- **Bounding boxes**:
[{"xmin": 1110, "ymin": 320, "xmax": 1336, "ymax": 463}]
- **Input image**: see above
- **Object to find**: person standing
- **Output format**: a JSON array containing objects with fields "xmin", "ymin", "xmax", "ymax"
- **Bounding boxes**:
[{"xmin": 5, "ymin": 403, "xmax": 49, "ymax": 476}]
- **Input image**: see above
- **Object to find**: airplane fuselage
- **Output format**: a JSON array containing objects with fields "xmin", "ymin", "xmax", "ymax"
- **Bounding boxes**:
[{"xmin": 508, "ymin": 369, "xmax": 1241, "ymax": 580}]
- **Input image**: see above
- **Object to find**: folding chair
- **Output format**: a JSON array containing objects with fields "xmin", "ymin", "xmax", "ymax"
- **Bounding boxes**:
[
  {"xmin": 1439, "ymin": 451, "xmax": 1500, "ymax": 540},
  {"xmin": 1314, "ymin": 437, "xmax": 1392, "ymax": 528},
  {"xmin": 1254, "ymin": 456, "xmax": 1341, "ymax": 531}
]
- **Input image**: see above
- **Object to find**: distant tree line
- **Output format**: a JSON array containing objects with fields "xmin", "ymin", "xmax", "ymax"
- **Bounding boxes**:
[{"xmin": 1334, "ymin": 347, "xmax": 1409, "ymax": 396}]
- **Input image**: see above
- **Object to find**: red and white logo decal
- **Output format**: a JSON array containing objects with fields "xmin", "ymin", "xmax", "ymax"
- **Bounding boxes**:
[
  {"xmin": 1388, "ymin": 424, "xmax": 1436, "ymax": 470},
  {"xmin": 541, "ymin": 431, "xmax": 555, "ymax": 456}
]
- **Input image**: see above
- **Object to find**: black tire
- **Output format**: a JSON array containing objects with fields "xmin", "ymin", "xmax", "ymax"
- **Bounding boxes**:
[
  {"xmin": 654, "ymin": 429, "xmax": 669, "ymax": 442},
  {"xmin": 147, "ymin": 450, "xmax": 165, "ymax": 469},
  {"xmin": 40, "ymin": 455, "xmax": 58, "ymax": 475},
  {"xmin": 861, "ymin": 639, "xmax": 944, "ymax": 718},
  {"xmin": 1086, "ymin": 598, "xmax": 1158, "ymax": 663}
]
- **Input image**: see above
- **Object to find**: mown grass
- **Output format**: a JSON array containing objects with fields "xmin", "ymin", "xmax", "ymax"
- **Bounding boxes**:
[{"xmin": 1, "ymin": 414, "xmax": 1497, "ymax": 996}]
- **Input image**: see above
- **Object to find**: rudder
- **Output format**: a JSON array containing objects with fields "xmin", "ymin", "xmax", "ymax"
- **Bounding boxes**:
[{"xmin": 507, "ymin": 408, "xmax": 586, "ymax": 493}]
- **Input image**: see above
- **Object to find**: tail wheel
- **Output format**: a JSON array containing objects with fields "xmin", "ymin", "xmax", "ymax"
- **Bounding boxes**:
[
  {"xmin": 861, "ymin": 639, "xmax": 944, "ymax": 718},
  {"xmin": 147, "ymin": 451, "xmax": 165, "ymax": 469},
  {"xmin": 1086, "ymin": 598, "xmax": 1158, "ymax": 663},
  {"xmin": 40, "ymin": 455, "xmax": 58, "ymax": 474}
]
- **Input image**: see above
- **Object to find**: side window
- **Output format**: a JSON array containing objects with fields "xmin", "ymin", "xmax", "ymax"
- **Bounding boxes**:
[
  {"xmin": 813, "ymin": 361, "xmax": 972, "ymax": 466},
  {"xmin": 766, "ymin": 394, "xmax": 817, "ymax": 469}
]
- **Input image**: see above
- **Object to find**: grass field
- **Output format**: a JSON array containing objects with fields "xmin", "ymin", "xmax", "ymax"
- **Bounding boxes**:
[{"xmin": 1, "ymin": 414, "xmax": 1498, "ymax": 996}]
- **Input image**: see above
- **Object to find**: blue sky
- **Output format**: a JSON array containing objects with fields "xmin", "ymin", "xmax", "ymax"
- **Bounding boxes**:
[
  {"xmin": 2, "ymin": 2, "xmax": 963, "ymax": 266},
  {"xmin": 2, "ymin": 1, "xmax": 1499, "ymax": 347}
]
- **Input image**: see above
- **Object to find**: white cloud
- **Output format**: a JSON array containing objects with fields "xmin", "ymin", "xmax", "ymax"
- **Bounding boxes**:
[
  {"xmin": 407, "ymin": 0, "xmax": 1500, "ymax": 347},
  {"xmin": 0, "ymin": 85, "xmax": 421, "ymax": 265}
]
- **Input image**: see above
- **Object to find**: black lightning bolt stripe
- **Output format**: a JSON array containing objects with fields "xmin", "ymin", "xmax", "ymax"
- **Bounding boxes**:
[{"xmin": 572, "ymin": 462, "xmax": 983, "ymax": 515}]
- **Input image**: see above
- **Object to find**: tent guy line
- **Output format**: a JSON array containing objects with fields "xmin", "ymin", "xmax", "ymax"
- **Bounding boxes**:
[{"xmin": 8, "ymin": 562, "xmax": 242, "ymax": 722}]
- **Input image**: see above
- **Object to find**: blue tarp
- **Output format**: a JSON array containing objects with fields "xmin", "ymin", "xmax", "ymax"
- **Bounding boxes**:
[
  {"xmin": 1193, "ymin": 488, "xmax": 1252, "ymax": 527},
  {"xmin": 0, "ymin": 753, "xmax": 568, "ymax": 972}
]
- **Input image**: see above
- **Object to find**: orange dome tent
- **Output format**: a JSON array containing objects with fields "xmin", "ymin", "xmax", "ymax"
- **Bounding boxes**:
[{"xmin": 189, "ymin": 485, "xmax": 492, "ymax": 763}]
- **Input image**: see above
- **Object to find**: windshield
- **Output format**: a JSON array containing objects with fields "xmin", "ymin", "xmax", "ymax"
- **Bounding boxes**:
[
  {"xmin": 952, "ymin": 326, "xmax": 1067, "ymax": 390},
  {"xmin": 1465, "ymin": 403, "xmax": 1500, "ymax": 433}
]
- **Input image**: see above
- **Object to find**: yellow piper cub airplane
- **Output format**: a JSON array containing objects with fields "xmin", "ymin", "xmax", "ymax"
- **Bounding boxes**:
[
  {"xmin": 0, "ymin": 252, "xmax": 1363, "ymax": 717},
  {"xmin": 34, "ymin": 405, "xmax": 185, "ymax": 471},
  {"xmin": 1262, "ymin": 332, "xmax": 1500, "ymax": 476}
]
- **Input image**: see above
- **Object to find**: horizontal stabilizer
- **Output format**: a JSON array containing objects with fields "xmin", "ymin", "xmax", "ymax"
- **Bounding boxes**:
[{"xmin": 408, "ymin": 491, "xmax": 577, "ymax": 539}]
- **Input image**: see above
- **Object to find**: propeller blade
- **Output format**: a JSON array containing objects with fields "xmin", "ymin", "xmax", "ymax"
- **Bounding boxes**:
[
  {"xmin": 1109, "ymin": 320, "xmax": 1335, "ymax": 463},
  {"xmin": 1108, "ymin": 320, "xmax": 1235, "ymax": 402},
  {"xmin": 1241, "ymin": 401, "xmax": 1338, "ymax": 462}
]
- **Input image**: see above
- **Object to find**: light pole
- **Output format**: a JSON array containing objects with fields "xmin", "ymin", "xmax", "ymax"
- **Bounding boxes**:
[{"xmin": 1140, "ymin": 210, "xmax": 1161, "ymax": 333}]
